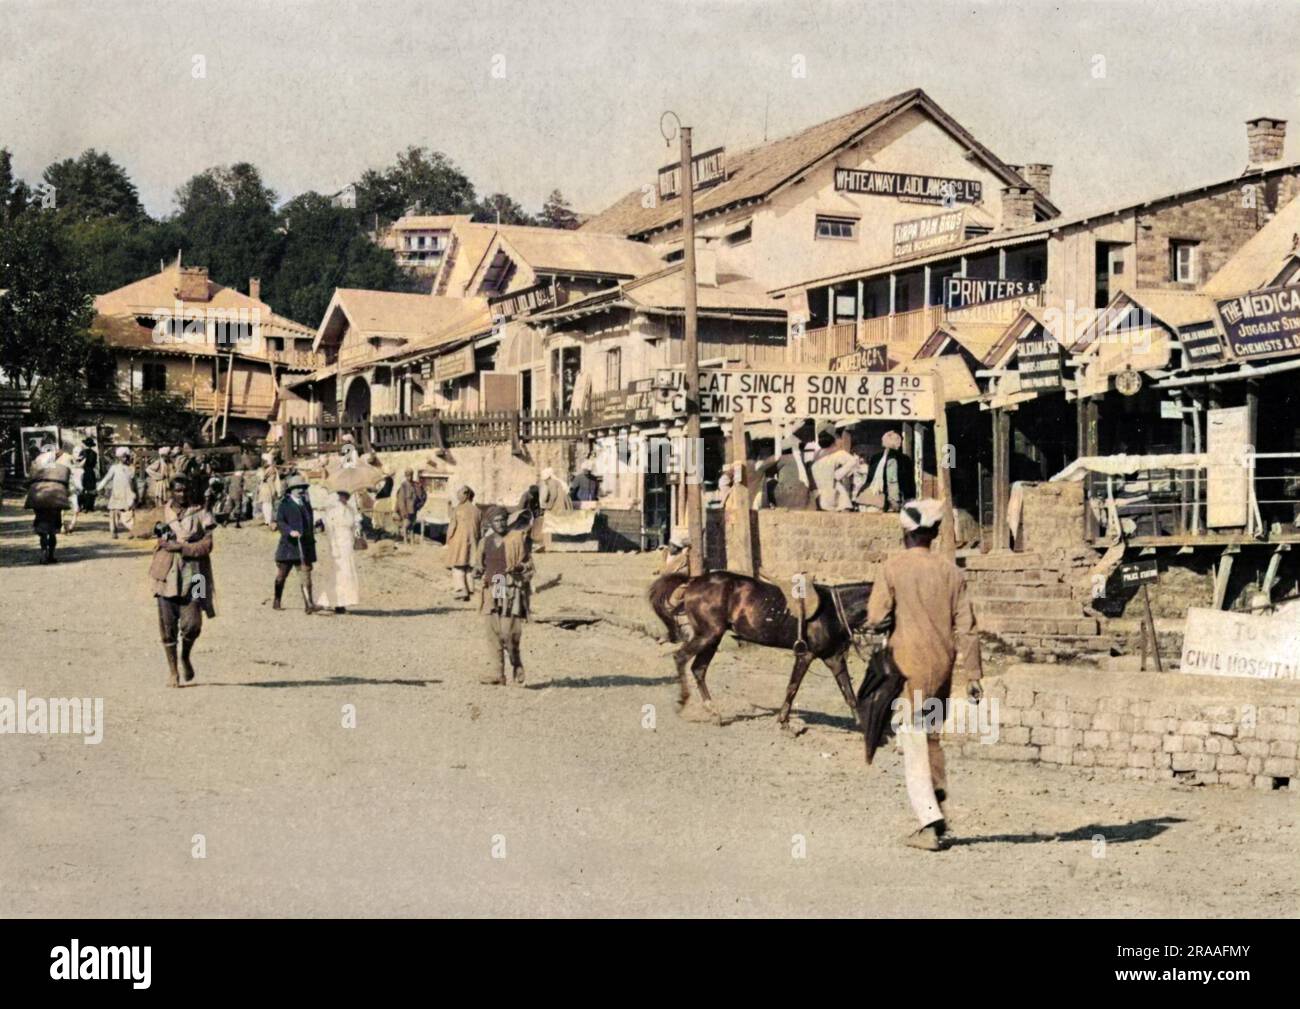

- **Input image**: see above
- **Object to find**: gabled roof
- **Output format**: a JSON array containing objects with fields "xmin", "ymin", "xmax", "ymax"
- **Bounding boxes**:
[
  {"xmin": 388, "ymin": 214, "xmax": 471, "ymax": 231},
  {"xmin": 532, "ymin": 264, "xmax": 786, "ymax": 323},
  {"xmin": 582, "ymin": 88, "xmax": 1057, "ymax": 239},
  {"xmin": 433, "ymin": 221, "xmax": 498, "ymax": 297},
  {"xmin": 93, "ymin": 264, "xmax": 315, "ymax": 341},
  {"xmin": 1070, "ymin": 288, "xmax": 1216, "ymax": 356},
  {"xmin": 916, "ymin": 320, "xmax": 1010, "ymax": 363},
  {"xmin": 462, "ymin": 225, "xmax": 667, "ymax": 299},
  {"xmin": 1203, "ymin": 193, "xmax": 1300, "ymax": 296},
  {"xmin": 313, "ymin": 289, "xmax": 490, "ymax": 351}
]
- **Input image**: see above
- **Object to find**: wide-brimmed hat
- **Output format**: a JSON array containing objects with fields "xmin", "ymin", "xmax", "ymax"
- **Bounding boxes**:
[
  {"xmin": 484, "ymin": 505, "xmax": 509, "ymax": 523},
  {"xmin": 283, "ymin": 474, "xmax": 309, "ymax": 492}
]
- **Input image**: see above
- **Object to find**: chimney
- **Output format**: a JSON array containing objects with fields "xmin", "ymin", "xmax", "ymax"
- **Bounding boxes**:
[
  {"xmin": 1021, "ymin": 163, "xmax": 1053, "ymax": 198},
  {"xmin": 694, "ymin": 238, "xmax": 717, "ymax": 287},
  {"xmin": 250, "ymin": 277, "xmax": 261, "ymax": 301},
  {"xmin": 1247, "ymin": 117, "xmax": 1287, "ymax": 168},
  {"xmin": 175, "ymin": 266, "xmax": 211, "ymax": 303},
  {"xmin": 1000, "ymin": 185, "xmax": 1036, "ymax": 230}
]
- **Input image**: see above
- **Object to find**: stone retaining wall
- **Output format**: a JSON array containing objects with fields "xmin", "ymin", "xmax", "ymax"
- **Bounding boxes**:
[
  {"xmin": 751, "ymin": 509, "xmax": 901, "ymax": 581},
  {"xmin": 958, "ymin": 665, "xmax": 1300, "ymax": 793}
]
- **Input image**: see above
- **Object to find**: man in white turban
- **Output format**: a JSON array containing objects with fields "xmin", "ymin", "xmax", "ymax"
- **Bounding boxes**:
[{"xmin": 865, "ymin": 498, "xmax": 982, "ymax": 852}]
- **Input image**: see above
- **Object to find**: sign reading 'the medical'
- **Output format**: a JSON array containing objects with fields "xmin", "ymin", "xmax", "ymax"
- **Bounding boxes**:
[
  {"xmin": 1215, "ymin": 283, "xmax": 1300, "ymax": 361},
  {"xmin": 656, "ymin": 368, "xmax": 935, "ymax": 421}
]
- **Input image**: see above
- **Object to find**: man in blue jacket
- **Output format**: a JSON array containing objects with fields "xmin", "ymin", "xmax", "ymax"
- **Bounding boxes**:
[{"xmin": 274, "ymin": 473, "xmax": 317, "ymax": 613}]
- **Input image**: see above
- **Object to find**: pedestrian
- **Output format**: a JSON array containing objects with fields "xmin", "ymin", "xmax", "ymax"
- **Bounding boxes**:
[
  {"xmin": 445, "ymin": 485, "xmax": 482, "ymax": 601},
  {"xmin": 538, "ymin": 467, "xmax": 572, "ymax": 512},
  {"xmin": 314, "ymin": 488, "xmax": 362, "ymax": 613},
  {"xmin": 810, "ymin": 424, "xmax": 856, "ymax": 511},
  {"xmin": 569, "ymin": 460, "xmax": 600, "ymax": 503},
  {"xmin": 145, "ymin": 447, "xmax": 172, "ymax": 506},
  {"xmin": 55, "ymin": 446, "xmax": 84, "ymax": 533},
  {"xmin": 79, "ymin": 437, "xmax": 98, "ymax": 512},
  {"xmin": 472, "ymin": 506, "xmax": 534, "ymax": 685},
  {"xmin": 273, "ymin": 474, "xmax": 317, "ymax": 613},
  {"xmin": 338, "ymin": 433, "xmax": 359, "ymax": 468},
  {"xmin": 865, "ymin": 499, "xmax": 983, "ymax": 852},
  {"xmin": 26, "ymin": 442, "xmax": 70, "ymax": 564},
  {"xmin": 257, "ymin": 453, "xmax": 281, "ymax": 527},
  {"xmin": 756, "ymin": 425, "xmax": 814, "ymax": 509},
  {"xmin": 860, "ymin": 430, "xmax": 916, "ymax": 513},
  {"xmin": 225, "ymin": 468, "xmax": 246, "ymax": 528},
  {"xmin": 96, "ymin": 447, "xmax": 138, "ymax": 539},
  {"xmin": 393, "ymin": 468, "xmax": 426, "ymax": 543},
  {"xmin": 150, "ymin": 476, "xmax": 216, "ymax": 687}
]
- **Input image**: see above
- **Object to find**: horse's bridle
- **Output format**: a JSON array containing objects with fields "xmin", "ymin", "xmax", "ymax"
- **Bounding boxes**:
[{"xmin": 829, "ymin": 585, "xmax": 877, "ymax": 662}]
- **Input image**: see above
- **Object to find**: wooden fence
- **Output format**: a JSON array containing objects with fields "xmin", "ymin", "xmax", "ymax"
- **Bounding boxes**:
[{"xmin": 285, "ymin": 409, "xmax": 586, "ymax": 458}]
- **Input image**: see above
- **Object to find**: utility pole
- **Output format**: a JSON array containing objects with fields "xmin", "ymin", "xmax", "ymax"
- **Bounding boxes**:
[{"xmin": 665, "ymin": 112, "xmax": 704, "ymax": 576}]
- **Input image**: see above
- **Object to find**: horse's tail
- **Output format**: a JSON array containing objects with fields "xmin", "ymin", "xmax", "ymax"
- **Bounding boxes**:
[{"xmin": 648, "ymin": 572, "xmax": 690, "ymax": 643}]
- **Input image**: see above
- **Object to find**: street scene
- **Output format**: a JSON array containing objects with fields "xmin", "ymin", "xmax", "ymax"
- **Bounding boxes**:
[{"xmin": 2, "ymin": 1, "xmax": 1299, "ymax": 925}]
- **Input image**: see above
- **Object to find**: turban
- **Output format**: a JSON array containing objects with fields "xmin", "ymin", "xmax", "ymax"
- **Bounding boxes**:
[
  {"xmin": 881, "ymin": 430, "xmax": 903, "ymax": 451},
  {"xmin": 541, "ymin": 467, "xmax": 555, "ymax": 480},
  {"xmin": 115, "ymin": 447, "xmax": 130, "ymax": 459},
  {"xmin": 900, "ymin": 498, "xmax": 944, "ymax": 532}
]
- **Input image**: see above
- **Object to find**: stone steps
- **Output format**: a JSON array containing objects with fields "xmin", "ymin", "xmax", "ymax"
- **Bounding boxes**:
[
  {"xmin": 972, "ymin": 597, "xmax": 1084, "ymax": 619},
  {"xmin": 979, "ymin": 614, "xmax": 1101, "ymax": 636}
]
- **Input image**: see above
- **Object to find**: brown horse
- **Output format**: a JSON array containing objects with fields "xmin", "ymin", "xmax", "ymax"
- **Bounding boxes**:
[{"xmin": 649, "ymin": 571, "xmax": 873, "ymax": 725}]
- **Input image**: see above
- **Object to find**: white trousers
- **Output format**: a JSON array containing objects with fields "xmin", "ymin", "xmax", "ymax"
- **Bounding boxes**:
[
  {"xmin": 262, "ymin": 502, "xmax": 275, "ymax": 526},
  {"xmin": 896, "ymin": 695, "xmax": 947, "ymax": 828}
]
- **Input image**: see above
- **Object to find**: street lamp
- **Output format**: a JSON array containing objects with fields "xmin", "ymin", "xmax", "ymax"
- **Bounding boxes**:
[{"xmin": 661, "ymin": 111, "xmax": 704, "ymax": 576}]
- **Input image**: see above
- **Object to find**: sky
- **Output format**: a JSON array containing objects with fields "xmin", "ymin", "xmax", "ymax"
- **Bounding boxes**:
[{"xmin": 2, "ymin": 0, "xmax": 1299, "ymax": 221}]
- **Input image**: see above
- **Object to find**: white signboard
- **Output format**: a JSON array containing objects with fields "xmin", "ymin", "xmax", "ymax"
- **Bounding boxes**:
[
  {"xmin": 1206, "ymin": 406, "xmax": 1250, "ymax": 528},
  {"xmin": 892, "ymin": 210, "xmax": 963, "ymax": 258},
  {"xmin": 1179, "ymin": 606, "xmax": 1300, "ymax": 680},
  {"xmin": 655, "ymin": 368, "xmax": 935, "ymax": 421}
]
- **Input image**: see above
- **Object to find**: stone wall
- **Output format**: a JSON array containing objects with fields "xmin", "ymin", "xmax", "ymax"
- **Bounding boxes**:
[
  {"xmin": 1016, "ymin": 480, "xmax": 1085, "ymax": 554},
  {"xmin": 961, "ymin": 664, "xmax": 1300, "ymax": 793},
  {"xmin": 751, "ymin": 509, "xmax": 901, "ymax": 581}
]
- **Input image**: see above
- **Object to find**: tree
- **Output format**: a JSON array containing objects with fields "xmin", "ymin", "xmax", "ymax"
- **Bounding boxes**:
[
  {"xmin": 68, "ymin": 216, "xmax": 186, "ymax": 296},
  {"xmin": 472, "ymin": 192, "xmax": 534, "ymax": 226},
  {"xmin": 173, "ymin": 163, "xmax": 281, "ymax": 293},
  {"xmin": 269, "ymin": 192, "xmax": 412, "ymax": 326},
  {"xmin": 132, "ymin": 391, "xmax": 205, "ymax": 445},
  {"xmin": 355, "ymin": 147, "xmax": 477, "ymax": 226},
  {"xmin": 0, "ymin": 209, "xmax": 96, "ymax": 394},
  {"xmin": 538, "ymin": 189, "xmax": 580, "ymax": 230},
  {"xmin": 42, "ymin": 149, "xmax": 145, "ymax": 222},
  {"xmin": 0, "ymin": 148, "xmax": 33, "ymax": 222}
]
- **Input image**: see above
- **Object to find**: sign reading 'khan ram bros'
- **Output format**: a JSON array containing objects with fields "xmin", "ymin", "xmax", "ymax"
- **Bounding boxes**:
[
  {"xmin": 1215, "ymin": 283, "xmax": 1300, "ymax": 361},
  {"xmin": 892, "ymin": 210, "xmax": 964, "ymax": 258},
  {"xmin": 834, "ymin": 168, "xmax": 982, "ymax": 206},
  {"xmin": 656, "ymin": 368, "xmax": 935, "ymax": 421},
  {"xmin": 658, "ymin": 147, "xmax": 726, "ymax": 199}
]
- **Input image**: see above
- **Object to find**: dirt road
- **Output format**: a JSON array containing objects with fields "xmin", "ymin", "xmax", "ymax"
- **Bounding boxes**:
[{"xmin": 2, "ymin": 503, "xmax": 1296, "ymax": 917}]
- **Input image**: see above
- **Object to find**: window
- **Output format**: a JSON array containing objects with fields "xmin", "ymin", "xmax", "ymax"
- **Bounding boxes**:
[
  {"xmin": 726, "ymin": 222, "xmax": 752, "ymax": 246},
  {"xmin": 141, "ymin": 362, "xmax": 167, "ymax": 392},
  {"xmin": 605, "ymin": 348, "xmax": 622, "ymax": 391},
  {"xmin": 815, "ymin": 215, "xmax": 857, "ymax": 240},
  {"xmin": 1171, "ymin": 240, "xmax": 1199, "ymax": 284}
]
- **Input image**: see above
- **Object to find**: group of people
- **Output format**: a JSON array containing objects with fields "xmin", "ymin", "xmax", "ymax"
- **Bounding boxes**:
[{"xmin": 713, "ymin": 425, "xmax": 917, "ymax": 514}]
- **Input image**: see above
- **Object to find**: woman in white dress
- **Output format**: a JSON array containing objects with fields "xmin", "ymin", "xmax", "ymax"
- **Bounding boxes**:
[{"xmin": 314, "ymin": 489, "xmax": 362, "ymax": 613}]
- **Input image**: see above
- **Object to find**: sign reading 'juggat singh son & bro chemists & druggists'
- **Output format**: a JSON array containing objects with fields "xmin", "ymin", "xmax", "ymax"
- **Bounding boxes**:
[{"xmin": 655, "ymin": 368, "xmax": 935, "ymax": 421}]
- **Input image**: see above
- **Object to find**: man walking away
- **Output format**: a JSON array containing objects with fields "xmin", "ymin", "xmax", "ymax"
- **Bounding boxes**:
[
  {"xmin": 866, "ymin": 499, "xmax": 982, "ymax": 851},
  {"xmin": 26, "ymin": 442, "xmax": 70, "ymax": 563},
  {"xmin": 97, "ymin": 447, "xmax": 137, "ymax": 539},
  {"xmin": 473, "ymin": 506, "xmax": 534, "ymax": 685},
  {"xmin": 273, "ymin": 474, "xmax": 317, "ymax": 613},
  {"xmin": 150, "ymin": 477, "xmax": 216, "ymax": 687}
]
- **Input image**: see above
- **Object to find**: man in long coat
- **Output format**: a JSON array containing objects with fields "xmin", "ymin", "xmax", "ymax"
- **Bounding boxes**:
[
  {"xmin": 393, "ymin": 469, "xmax": 426, "ymax": 543},
  {"xmin": 473, "ymin": 506, "xmax": 534, "ymax": 685},
  {"xmin": 445, "ymin": 485, "xmax": 482, "ymax": 601},
  {"xmin": 151, "ymin": 476, "xmax": 216, "ymax": 686},
  {"xmin": 145, "ymin": 447, "xmax": 172, "ymax": 506},
  {"xmin": 273, "ymin": 474, "xmax": 317, "ymax": 613},
  {"xmin": 866, "ymin": 499, "xmax": 983, "ymax": 851}
]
